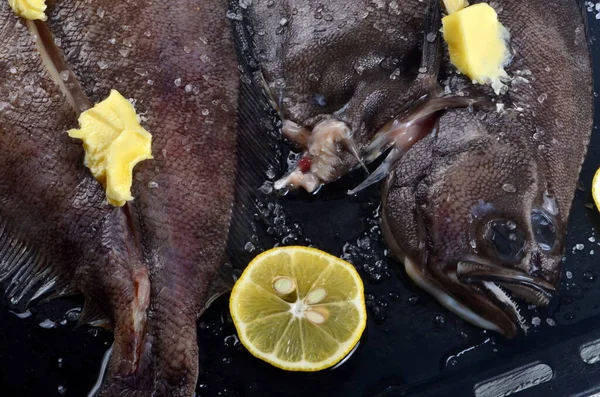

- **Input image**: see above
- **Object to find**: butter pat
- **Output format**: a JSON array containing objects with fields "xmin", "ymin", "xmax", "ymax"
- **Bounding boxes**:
[
  {"xmin": 442, "ymin": 3, "xmax": 510, "ymax": 94},
  {"xmin": 443, "ymin": 0, "xmax": 468, "ymax": 14},
  {"xmin": 8, "ymin": 0, "xmax": 47, "ymax": 21},
  {"xmin": 68, "ymin": 90, "xmax": 153, "ymax": 207}
]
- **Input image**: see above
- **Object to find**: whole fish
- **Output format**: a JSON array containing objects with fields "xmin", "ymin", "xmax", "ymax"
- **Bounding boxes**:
[
  {"xmin": 382, "ymin": 0, "xmax": 593, "ymax": 337},
  {"xmin": 0, "ymin": 1, "xmax": 242, "ymax": 395}
]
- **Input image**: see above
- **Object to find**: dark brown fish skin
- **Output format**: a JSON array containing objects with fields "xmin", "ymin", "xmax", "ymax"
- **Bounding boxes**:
[
  {"xmin": 1, "ymin": 0, "xmax": 239, "ymax": 395},
  {"xmin": 383, "ymin": 0, "xmax": 593, "ymax": 336},
  {"xmin": 248, "ymin": 0, "xmax": 431, "ymax": 189}
]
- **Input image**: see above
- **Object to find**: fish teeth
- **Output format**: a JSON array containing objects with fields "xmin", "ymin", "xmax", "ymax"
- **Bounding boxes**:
[{"xmin": 482, "ymin": 281, "xmax": 529, "ymax": 333}]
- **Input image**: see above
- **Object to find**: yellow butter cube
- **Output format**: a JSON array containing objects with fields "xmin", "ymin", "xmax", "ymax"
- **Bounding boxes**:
[
  {"xmin": 443, "ymin": 0, "xmax": 468, "ymax": 14},
  {"xmin": 68, "ymin": 90, "xmax": 153, "ymax": 207},
  {"xmin": 442, "ymin": 3, "xmax": 510, "ymax": 94},
  {"xmin": 8, "ymin": 0, "xmax": 47, "ymax": 21}
]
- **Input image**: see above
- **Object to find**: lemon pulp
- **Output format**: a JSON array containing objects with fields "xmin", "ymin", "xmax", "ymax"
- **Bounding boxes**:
[
  {"xmin": 229, "ymin": 246, "xmax": 367, "ymax": 371},
  {"xmin": 592, "ymin": 168, "xmax": 600, "ymax": 210}
]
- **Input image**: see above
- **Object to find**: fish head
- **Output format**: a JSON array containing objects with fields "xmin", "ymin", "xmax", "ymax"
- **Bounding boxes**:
[{"xmin": 383, "ymin": 110, "xmax": 562, "ymax": 337}]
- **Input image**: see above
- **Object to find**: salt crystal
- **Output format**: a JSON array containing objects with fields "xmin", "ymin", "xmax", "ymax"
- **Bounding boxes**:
[
  {"xmin": 566, "ymin": 271, "xmax": 573, "ymax": 279},
  {"xmin": 576, "ymin": 243, "xmax": 585, "ymax": 251},
  {"xmin": 148, "ymin": 181, "xmax": 158, "ymax": 189},
  {"xmin": 97, "ymin": 60, "xmax": 108, "ymax": 70},
  {"xmin": 532, "ymin": 317, "xmax": 541, "ymax": 326},
  {"xmin": 546, "ymin": 318, "xmax": 556, "ymax": 327},
  {"xmin": 502, "ymin": 183, "xmax": 516, "ymax": 193},
  {"xmin": 185, "ymin": 84, "xmax": 193, "ymax": 93},
  {"xmin": 174, "ymin": 78, "xmax": 182, "ymax": 87},
  {"xmin": 590, "ymin": 237, "xmax": 596, "ymax": 243},
  {"xmin": 279, "ymin": 18, "xmax": 288, "ymax": 26}
]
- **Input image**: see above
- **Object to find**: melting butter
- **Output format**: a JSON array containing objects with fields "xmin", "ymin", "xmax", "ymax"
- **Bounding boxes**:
[
  {"xmin": 442, "ymin": 0, "xmax": 468, "ymax": 14},
  {"xmin": 68, "ymin": 90, "xmax": 153, "ymax": 207},
  {"xmin": 442, "ymin": 3, "xmax": 510, "ymax": 94},
  {"xmin": 9, "ymin": 0, "xmax": 47, "ymax": 21}
]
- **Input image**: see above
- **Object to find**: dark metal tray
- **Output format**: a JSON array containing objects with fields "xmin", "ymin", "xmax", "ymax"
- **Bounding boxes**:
[{"xmin": 2, "ymin": 1, "xmax": 600, "ymax": 396}]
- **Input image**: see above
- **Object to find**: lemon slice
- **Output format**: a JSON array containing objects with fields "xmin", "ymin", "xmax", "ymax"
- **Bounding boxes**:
[
  {"xmin": 593, "ymin": 169, "xmax": 600, "ymax": 210},
  {"xmin": 230, "ymin": 246, "xmax": 367, "ymax": 371}
]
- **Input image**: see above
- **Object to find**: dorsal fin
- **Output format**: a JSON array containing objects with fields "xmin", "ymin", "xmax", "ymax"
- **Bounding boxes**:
[{"xmin": 217, "ymin": 1, "xmax": 286, "ymax": 292}]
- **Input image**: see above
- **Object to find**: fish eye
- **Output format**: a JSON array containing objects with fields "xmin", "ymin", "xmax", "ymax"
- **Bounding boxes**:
[
  {"xmin": 531, "ymin": 209, "xmax": 556, "ymax": 251},
  {"xmin": 484, "ymin": 219, "xmax": 526, "ymax": 263}
]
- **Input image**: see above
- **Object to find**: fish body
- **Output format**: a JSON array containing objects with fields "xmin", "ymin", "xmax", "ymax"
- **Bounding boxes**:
[
  {"xmin": 383, "ymin": 0, "xmax": 593, "ymax": 336},
  {"xmin": 0, "ymin": 1, "xmax": 239, "ymax": 395}
]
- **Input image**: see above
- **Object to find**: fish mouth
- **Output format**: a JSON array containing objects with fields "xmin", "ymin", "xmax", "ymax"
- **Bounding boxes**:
[{"xmin": 456, "ymin": 260, "xmax": 555, "ymax": 307}]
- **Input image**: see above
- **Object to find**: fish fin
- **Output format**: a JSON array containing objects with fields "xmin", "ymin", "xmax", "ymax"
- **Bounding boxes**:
[
  {"xmin": 363, "ymin": 95, "xmax": 483, "ymax": 162},
  {"xmin": 418, "ymin": 0, "xmax": 443, "ymax": 85},
  {"xmin": 224, "ymin": 8, "xmax": 285, "ymax": 274},
  {"xmin": 348, "ymin": 148, "xmax": 404, "ymax": 195},
  {"xmin": 0, "ymin": 217, "xmax": 77, "ymax": 312},
  {"xmin": 77, "ymin": 298, "xmax": 112, "ymax": 328}
]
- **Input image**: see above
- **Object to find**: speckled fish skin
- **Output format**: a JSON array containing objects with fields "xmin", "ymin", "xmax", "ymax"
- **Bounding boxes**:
[
  {"xmin": 0, "ymin": 1, "xmax": 238, "ymax": 396},
  {"xmin": 383, "ymin": 0, "xmax": 593, "ymax": 336},
  {"xmin": 248, "ymin": 0, "xmax": 431, "ymax": 189}
]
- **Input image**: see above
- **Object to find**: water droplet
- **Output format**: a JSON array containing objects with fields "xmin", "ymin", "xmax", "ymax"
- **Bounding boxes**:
[
  {"xmin": 546, "ymin": 318, "xmax": 557, "ymax": 327},
  {"xmin": 566, "ymin": 271, "xmax": 573, "ymax": 279},
  {"xmin": 564, "ymin": 312, "xmax": 575, "ymax": 320},
  {"xmin": 537, "ymin": 93, "xmax": 548, "ymax": 104},
  {"xmin": 259, "ymin": 181, "xmax": 273, "ymax": 195},
  {"xmin": 357, "ymin": 236, "xmax": 371, "ymax": 250},
  {"xmin": 66, "ymin": 308, "xmax": 81, "ymax": 322},
  {"xmin": 244, "ymin": 242, "xmax": 255, "ymax": 252},
  {"xmin": 434, "ymin": 314, "xmax": 446, "ymax": 326},
  {"xmin": 174, "ymin": 78, "xmax": 182, "ymax": 87},
  {"xmin": 265, "ymin": 168, "xmax": 276, "ymax": 180},
  {"xmin": 39, "ymin": 319, "xmax": 56, "ymax": 329},
  {"xmin": 226, "ymin": 10, "xmax": 243, "ymax": 20},
  {"xmin": 583, "ymin": 271, "xmax": 597, "ymax": 282},
  {"xmin": 388, "ymin": 291, "xmax": 400, "ymax": 300},
  {"xmin": 426, "ymin": 32, "xmax": 437, "ymax": 42},
  {"xmin": 532, "ymin": 317, "xmax": 541, "ymax": 326},
  {"xmin": 185, "ymin": 84, "xmax": 193, "ymax": 93},
  {"xmin": 502, "ymin": 183, "xmax": 516, "ymax": 193},
  {"xmin": 224, "ymin": 334, "xmax": 239, "ymax": 348}
]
